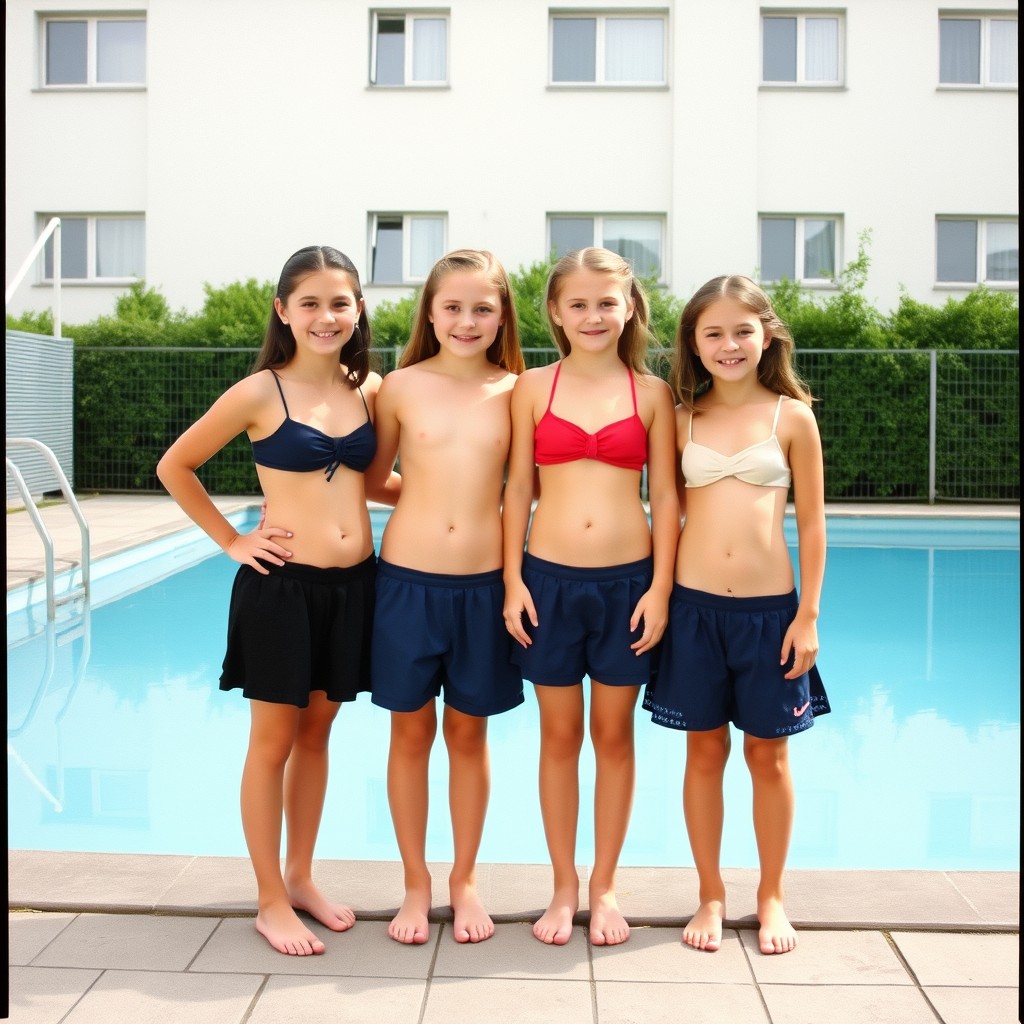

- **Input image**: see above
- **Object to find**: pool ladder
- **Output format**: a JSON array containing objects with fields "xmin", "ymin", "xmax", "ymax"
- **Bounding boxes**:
[{"xmin": 6, "ymin": 437, "xmax": 91, "ymax": 620}]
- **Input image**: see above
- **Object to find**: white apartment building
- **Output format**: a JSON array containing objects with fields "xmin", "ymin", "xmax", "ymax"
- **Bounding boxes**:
[{"xmin": 4, "ymin": 0, "xmax": 1018, "ymax": 326}]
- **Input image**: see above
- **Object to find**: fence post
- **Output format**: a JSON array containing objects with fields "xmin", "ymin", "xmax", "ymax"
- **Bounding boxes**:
[{"xmin": 928, "ymin": 349, "xmax": 937, "ymax": 505}]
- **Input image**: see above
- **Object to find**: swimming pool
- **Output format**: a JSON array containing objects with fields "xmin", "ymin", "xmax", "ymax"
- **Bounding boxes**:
[{"xmin": 7, "ymin": 511, "xmax": 1020, "ymax": 871}]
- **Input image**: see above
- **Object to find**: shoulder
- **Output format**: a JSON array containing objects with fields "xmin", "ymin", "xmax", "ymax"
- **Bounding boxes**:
[
  {"xmin": 778, "ymin": 395, "xmax": 821, "ymax": 446},
  {"xmin": 228, "ymin": 368, "xmax": 277, "ymax": 407},
  {"xmin": 514, "ymin": 363, "xmax": 555, "ymax": 392}
]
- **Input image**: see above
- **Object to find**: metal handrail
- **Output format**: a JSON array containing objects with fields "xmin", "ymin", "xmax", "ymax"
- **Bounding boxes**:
[
  {"xmin": 5, "ymin": 216, "xmax": 62, "ymax": 338},
  {"xmin": 6, "ymin": 437, "xmax": 90, "ymax": 619}
]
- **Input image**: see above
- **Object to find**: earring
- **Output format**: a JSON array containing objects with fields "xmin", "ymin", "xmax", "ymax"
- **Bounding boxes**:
[{"xmin": 553, "ymin": 317, "xmax": 562, "ymax": 326}]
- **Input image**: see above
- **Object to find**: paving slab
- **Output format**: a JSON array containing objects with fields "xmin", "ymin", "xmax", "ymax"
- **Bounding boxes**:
[
  {"xmin": 8, "ymin": 851, "xmax": 194, "ymax": 911},
  {"xmin": 922, "ymin": 985, "xmax": 1021, "ymax": 1024},
  {"xmin": 246, "ymin": 976, "xmax": 428, "ymax": 1024},
  {"xmin": 433, "ymin": 921, "xmax": 590, "ymax": 980},
  {"xmin": 591, "ymin": 925, "xmax": 753, "ymax": 983},
  {"xmin": 946, "ymin": 870, "xmax": 1021, "ymax": 927},
  {"xmin": 759, "ymin": 984, "xmax": 940, "ymax": 1024},
  {"xmin": 6, "ymin": 965, "xmax": 102, "ymax": 1024},
  {"xmin": 421, "ymin": 977, "xmax": 594, "ymax": 1024},
  {"xmin": 595, "ymin": 980, "xmax": 770, "ymax": 1024},
  {"xmin": 7, "ymin": 911, "xmax": 77, "ymax": 965},
  {"xmin": 55, "ymin": 969, "xmax": 261, "ymax": 1024},
  {"xmin": 29, "ymin": 912, "xmax": 221, "ymax": 972},
  {"xmin": 191, "ymin": 917, "xmax": 436, "ymax": 978},
  {"xmin": 739, "ymin": 929, "xmax": 912, "ymax": 985},
  {"xmin": 890, "ymin": 930, "xmax": 1020, "ymax": 987}
]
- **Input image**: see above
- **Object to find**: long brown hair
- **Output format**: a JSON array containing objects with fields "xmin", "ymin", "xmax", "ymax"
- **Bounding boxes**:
[
  {"xmin": 252, "ymin": 246, "xmax": 371, "ymax": 387},
  {"xmin": 544, "ymin": 247, "xmax": 653, "ymax": 374},
  {"xmin": 399, "ymin": 249, "xmax": 525, "ymax": 374},
  {"xmin": 671, "ymin": 275, "xmax": 813, "ymax": 411}
]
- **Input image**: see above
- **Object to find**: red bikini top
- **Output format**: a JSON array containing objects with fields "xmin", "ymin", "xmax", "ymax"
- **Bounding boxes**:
[{"xmin": 534, "ymin": 362, "xmax": 648, "ymax": 471}]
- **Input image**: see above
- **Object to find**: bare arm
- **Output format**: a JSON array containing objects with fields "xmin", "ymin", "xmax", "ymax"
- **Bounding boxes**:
[
  {"xmin": 629, "ymin": 377, "xmax": 680, "ymax": 653},
  {"xmin": 364, "ymin": 373, "xmax": 402, "ymax": 506},
  {"xmin": 156, "ymin": 375, "xmax": 293, "ymax": 574},
  {"xmin": 782, "ymin": 401, "xmax": 826, "ymax": 677},
  {"xmin": 502, "ymin": 372, "xmax": 541, "ymax": 645}
]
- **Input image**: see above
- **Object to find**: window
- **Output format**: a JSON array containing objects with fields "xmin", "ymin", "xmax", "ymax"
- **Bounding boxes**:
[
  {"xmin": 759, "ymin": 216, "xmax": 839, "ymax": 283},
  {"xmin": 369, "ymin": 214, "xmax": 446, "ymax": 283},
  {"xmin": 549, "ymin": 215, "xmax": 664, "ymax": 279},
  {"xmin": 939, "ymin": 15, "xmax": 1017, "ymax": 87},
  {"xmin": 761, "ymin": 11, "xmax": 843, "ymax": 85},
  {"xmin": 43, "ymin": 16, "xmax": 146, "ymax": 87},
  {"xmin": 42, "ymin": 215, "xmax": 145, "ymax": 281},
  {"xmin": 370, "ymin": 11, "xmax": 448, "ymax": 85},
  {"xmin": 550, "ymin": 13, "xmax": 666, "ymax": 85},
  {"xmin": 936, "ymin": 218, "xmax": 1018, "ymax": 284}
]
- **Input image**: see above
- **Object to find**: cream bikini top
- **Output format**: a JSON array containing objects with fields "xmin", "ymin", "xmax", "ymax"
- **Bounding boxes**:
[{"xmin": 681, "ymin": 395, "xmax": 791, "ymax": 489}]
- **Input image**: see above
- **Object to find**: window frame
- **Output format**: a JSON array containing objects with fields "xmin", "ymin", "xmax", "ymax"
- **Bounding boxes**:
[
  {"xmin": 548, "ymin": 10, "xmax": 668, "ymax": 88},
  {"xmin": 758, "ymin": 214, "xmax": 842, "ymax": 285},
  {"xmin": 759, "ymin": 9, "xmax": 845, "ymax": 87},
  {"xmin": 935, "ymin": 216, "xmax": 1019, "ymax": 287},
  {"xmin": 938, "ymin": 13, "xmax": 1018, "ymax": 89},
  {"xmin": 368, "ymin": 213, "xmax": 448, "ymax": 285},
  {"xmin": 40, "ymin": 213, "xmax": 146, "ymax": 283},
  {"xmin": 369, "ymin": 10, "xmax": 449, "ymax": 87},
  {"xmin": 547, "ymin": 213, "xmax": 666, "ymax": 281},
  {"xmin": 39, "ymin": 14, "xmax": 146, "ymax": 89}
]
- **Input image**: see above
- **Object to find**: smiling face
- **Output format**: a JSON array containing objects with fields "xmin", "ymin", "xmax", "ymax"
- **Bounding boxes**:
[
  {"xmin": 691, "ymin": 296, "xmax": 770, "ymax": 381},
  {"xmin": 275, "ymin": 269, "xmax": 363, "ymax": 357},
  {"xmin": 427, "ymin": 269, "xmax": 505, "ymax": 358},
  {"xmin": 548, "ymin": 268, "xmax": 634, "ymax": 354}
]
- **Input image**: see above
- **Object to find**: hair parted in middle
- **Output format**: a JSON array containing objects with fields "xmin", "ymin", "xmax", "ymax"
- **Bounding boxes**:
[
  {"xmin": 252, "ymin": 245, "xmax": 371, "ymax": 387},
  {"xmin": 670, "ymin": 274, "xmax": 814, "ymax": 412},
  {"xmin": 399, "ymin": 249, "xmax": 526, "ymax": 374},
  {"xmin": 544, "ymin": 247, "xmax": 654, "ymax": 374}
]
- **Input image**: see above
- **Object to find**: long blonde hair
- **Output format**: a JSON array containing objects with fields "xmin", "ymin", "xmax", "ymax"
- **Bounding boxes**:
[
  {"xmin": 544, "ymin": 248, "xmax": 653, "ymax": 374},
  {"xmin": 671, "ymin": 275, "xmax": 813, "ymax": 411}
]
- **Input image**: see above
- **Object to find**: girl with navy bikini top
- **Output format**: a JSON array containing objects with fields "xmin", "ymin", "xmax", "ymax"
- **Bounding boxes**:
[{"xmin": 157, "ymin": 246, "xmax": 399, "ymax": 961}]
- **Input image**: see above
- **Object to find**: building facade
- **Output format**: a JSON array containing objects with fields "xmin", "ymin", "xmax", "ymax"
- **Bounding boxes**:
[{"xmin": 4, "ymin": 0, "xmax": 1018, "ymax": 325}]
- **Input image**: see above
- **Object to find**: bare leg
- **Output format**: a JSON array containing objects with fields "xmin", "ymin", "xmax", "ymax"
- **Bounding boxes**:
[
  {"xmin": 443, "ymin": 706, "xmax": 494, "ymax": 943},
  {"xmin": 533, "ymin": 683, "xmax": 585, "ymax": 944},
  {"xmin": 241, "ymin": 700, "xmax": 325, "ymax": 956},
  {"xmin": 745, "ymin": 734, "xmax": 797, "ymax": 954},
  {"xmin": 682, "ymin": 726, "xmax": 730, "ymax": 952},
  {"xmin": 386, "ymin": 704, "xmax": 437, "ymax": 944},
  {"xmin": 282, "ymin": 691, "xmax": 353, "ymax": 932},
  {"xmin": 587, "ymin": 681, "xmax": 640, "ymax": 946}
]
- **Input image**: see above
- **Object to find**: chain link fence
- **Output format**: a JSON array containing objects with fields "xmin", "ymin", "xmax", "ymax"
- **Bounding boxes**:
[{"xmin": 72, "ymin": 346, "xmax": 1018, "ymax": 503}]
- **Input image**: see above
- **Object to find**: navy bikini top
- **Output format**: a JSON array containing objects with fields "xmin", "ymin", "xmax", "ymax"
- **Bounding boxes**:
[{"xmin": 250, "ymin": 371, "xmax": 376, "ymax": 481}]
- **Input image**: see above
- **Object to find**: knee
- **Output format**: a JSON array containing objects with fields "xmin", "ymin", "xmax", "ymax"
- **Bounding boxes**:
[
  {"xmin": 686, "ymin": 732, "xmax": 730, "ymax": 775},
  {"xmin": 443, "ymin": 716, "xmax": 487, "ymax": 759},
  {"xmin": 590, "ymin": 720, "xmax": 634, "ymax": 761},
  {"xmin": 392, "ymin": 717, "xmax": 437, "ymax": 759},
  {"xmin": 744, "ymin": 738, "xmax": 789, "ymax": 781},
  {"xmin": 541, "ymin": 721, "xmax": 585, "ymax": 760}
]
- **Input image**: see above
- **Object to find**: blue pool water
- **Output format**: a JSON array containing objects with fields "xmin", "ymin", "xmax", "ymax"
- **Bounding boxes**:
[{"xmin": 7, "ymin": 512, "xmax": 1020, "ymax": 871}]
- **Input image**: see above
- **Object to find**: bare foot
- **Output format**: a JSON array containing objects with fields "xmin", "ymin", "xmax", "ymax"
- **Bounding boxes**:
[
  {"xmin": 533, "ymin": 889, "xmax": 578, "ymax": 945},
  {"xmin": 758, "ymin": 897, "xmax": 797, "ymax": 954},
  {"xmin": 450, "ymin": 879, "xmax": 494, "ymax": 943},
  {"xmin": 287, "ymin": 878, "xmax": 355, "ymax": 932},
  {"xmin": 682, "ymin": 899, "xmax": 725, "ymax": 952},
  {"xmin": 389, "ymin": 885, "xmax": 432, "ymax": 944},
  {"xmin": 255, "ymin": 899, "xmax": 326, "ymax": 956},
  {"xmin": 589, "ymin": 889, "xmax": 630, "ymax": 946}
]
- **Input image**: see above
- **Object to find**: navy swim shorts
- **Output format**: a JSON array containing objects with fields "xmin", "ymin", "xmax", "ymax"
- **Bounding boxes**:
[{"xmin": 643, "ymin": 584, "xmax": 830, "ymax": 739}]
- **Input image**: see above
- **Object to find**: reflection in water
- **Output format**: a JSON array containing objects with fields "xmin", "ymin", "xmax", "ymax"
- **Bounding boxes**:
[{"xmin": 7, "ymin": 523, "xmax": 1020, "ymax": 870}]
